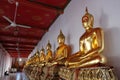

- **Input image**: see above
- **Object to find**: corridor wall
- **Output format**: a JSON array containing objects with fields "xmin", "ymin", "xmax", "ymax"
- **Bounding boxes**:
[{"xmin": 0, "ymin": 44, "xmax": 12, "ymax": 77}]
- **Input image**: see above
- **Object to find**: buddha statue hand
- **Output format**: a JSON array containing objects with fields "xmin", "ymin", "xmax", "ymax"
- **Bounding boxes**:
[
  {"xmin": 52, "ymin": 61, "xmax": 58, "ymax": 65},
  {"xmin": 65, "ymin": 61, "xmax": 69, "ymax": 67},
  {"xmin": 38, "ymin": 62, "xmax": 45, "ymax": 67},
  {"xmin": 46, "ymin": 62, "xmax": 52, "ymax": 67}
]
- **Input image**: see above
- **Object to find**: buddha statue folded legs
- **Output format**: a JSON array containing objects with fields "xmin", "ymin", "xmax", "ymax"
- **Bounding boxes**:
[{"xmin": 66, "ymin": 53, "xmax": 106, "ymax": 68}]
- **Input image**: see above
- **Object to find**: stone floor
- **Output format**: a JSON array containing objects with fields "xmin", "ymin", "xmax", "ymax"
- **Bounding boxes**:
[{"xmin": 0, "ymin": 73, "xmax": 28, "ymax": 80}]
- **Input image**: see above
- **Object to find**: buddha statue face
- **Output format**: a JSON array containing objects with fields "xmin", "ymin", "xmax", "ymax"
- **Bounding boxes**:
[
  {"xmin": 57, "ymin": 30, "xmax": 65, "ymax": 45},
  {"xmin": 82, "ymin": 8, "xmax": 94, "ymax": 31},
  {"xmin": 36, "ymin": 51, "xmax": 39, "ymax": 56},
  {"xmin": 46, "ymin": 40, "xmax": 51, "ymax": 51}
]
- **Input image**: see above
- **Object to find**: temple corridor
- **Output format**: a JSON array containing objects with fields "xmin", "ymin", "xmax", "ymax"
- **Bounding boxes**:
[{"xmin": 0, "ymin": 73, "xmax": 28, "ymax": 80}]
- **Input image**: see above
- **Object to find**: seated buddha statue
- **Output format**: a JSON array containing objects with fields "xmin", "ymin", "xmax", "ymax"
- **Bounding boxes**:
[
  {"xmin": 39, "ymin": 47, "xmax": 46, "ymax": 66},
  {"xmin": 65, "ymin": 8, "xmax": 107, "ymax": 69},
  {"xmin": 30, "ymin": 56, "xmax": 35, "ymax": 65},
  {"xmin": 51, "ymin": 30, "xmax": 70, "ymax": 66},
  {"xmin": 45, "ymin": 40, "xmax": 53, "ymax": 63},
  {"xmin": 30, "ymin": 54, "xmax": 36, "ymax": 65},
  {"xmin": 34, "ymin": 51, "xmax": 40, "ymax": 64},
  {"xmin": 24, "ymin": 59, "xmax": 30, "ymax": 67},
  {"xmin": 26, "ymin": 57, "xmax": 32, "ymax": 66}
]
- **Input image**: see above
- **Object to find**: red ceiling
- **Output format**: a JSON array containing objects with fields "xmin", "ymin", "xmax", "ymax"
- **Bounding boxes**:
[{"xmin": 0, "ymin": 0, "xmax": 71, "ymax": 58}]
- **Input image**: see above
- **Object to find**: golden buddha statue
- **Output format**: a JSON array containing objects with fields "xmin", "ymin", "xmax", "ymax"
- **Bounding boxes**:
[
  {"xmin": 37, "ymin": 47, "xmax": 46, "ymax": 67},
  {"xmin": 30, "ymin": 56, "xmax": 35, "ymax": 65},
  {"xmin": 45, "ymin": 40, "xmax": 53, "ymax": 62},
  {"xmin": 52, "ymin": 30, "xmax": 70, "ymax": 65},
  {"xmin": 34, "ymin": 51, "xmax": 40, "ymax": 64},
  {"xmin": 65, "ymin": 8, "xmax": 107, "ymax": 69},
  {"xmin": 39, "ymin": 47, "xmax": 46, "ymax": 62},
  {"xmin": 24, "ymin": 60, "xmax": 30, "ymax": 67},
  {"xmin": 30, "ymin": 54, "xmax": 36, "ymax": 65},
  {"xmin": 26, "ymin": 58, "xmax": 32, "ymax": 65}
]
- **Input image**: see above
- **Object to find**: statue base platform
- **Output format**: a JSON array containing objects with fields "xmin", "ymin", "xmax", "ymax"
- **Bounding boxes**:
[
  {"xmin": 59, "ymin": 66, "xmax": 118, "ymax": 80},
  {"xmin": 24, "ymin": 65, "xmax": 118, "ymax": 80},
  {"xmin": 47, "ymin": 65, "xmax": 61, "ymax": 80}
]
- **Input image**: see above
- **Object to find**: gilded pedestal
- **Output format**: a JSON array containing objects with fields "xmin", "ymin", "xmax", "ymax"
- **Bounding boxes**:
[{"xmin": 59, "ymin": 66, "xmax": 118, "ymax": 80}]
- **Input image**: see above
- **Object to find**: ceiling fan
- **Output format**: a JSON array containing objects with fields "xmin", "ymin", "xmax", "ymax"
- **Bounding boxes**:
[{"xmin": 3, "ymin": 2, "xmax": 31, "ymax": 29}]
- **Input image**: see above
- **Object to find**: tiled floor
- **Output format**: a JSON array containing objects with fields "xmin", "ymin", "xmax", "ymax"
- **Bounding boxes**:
[{"xmin": 0, "ymin": 73, "xmax": 28, "ymax": 80}]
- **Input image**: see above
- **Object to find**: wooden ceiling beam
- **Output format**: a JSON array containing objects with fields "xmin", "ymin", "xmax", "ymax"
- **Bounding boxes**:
[
  {"xmin": 3, "ymin": 44, "xmax": 35, "ymax": 47},
  {"xmin": 6, "ymin": 48, "xmax": 33, "ymax": 51},
  {"xmin": 7, "ymin": 51, "xmax": 32, "ymax": 53},
  {"xmin": 7, "ymin": 50, "xmax": 32, "ymax": 53},
  {"xmin": 0, "ymin": 40, "xmax": 37, "ymax": 45},
  {"xmin": 0, "ymin": 32, "xmax": 40, "ymax": 40},
  {"xmin": 10, "ymin": 54, "xmax": 29, "ymax": 58},
  {"xmin": 9, "ymin": 52, "xmax": 30, "ymax": 54},
  {"xmin": 5, "ymin": 46, "xmax": 34, "ymax": 49},
  {"xmin": 2, "ymin": 43, "xmax": 35, "ymax": 48},
  {"xmin": 9, "ymin": 51, "xmax": 31, "ymax": 53}
]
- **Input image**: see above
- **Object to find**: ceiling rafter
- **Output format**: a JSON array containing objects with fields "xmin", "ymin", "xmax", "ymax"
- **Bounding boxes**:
[
  {"xmin": 0, "ymin": 40, "xmax": 37, "ymax": 45},
  {"xmin": 7, "ymin": 50, "xmax": 31, "ymax": 54},
  {"xmin": 4, "ymin": 48, "xmax": 34, "ymax": 51},
  {"xmin": 0, "ymin": 33, "xmax": 40, "ymax": 41},
  {"xmin": 8, "ymin": 50, "xmax": 32, "ymax": 52},
  {"xmin": 2, "ymin": 43, "xmax": 35, "ymax": 48},
  {"xmin": 10, "ymin": 54, "xmax": 29, "ymax": 58},
  {"xmin": 4, "ymin": 46, "xmax": 34, "ymax": 49},
  {"xmin": 8, "ymin": 52, "xmax": 31, "ymax": 54},
  {"xmin": 10, "ymin": 53, "xmax": 30, "ymax": 55},
  {"xmin": 3, "ymin": 46, "xmax": 34, "ymax": 49}
]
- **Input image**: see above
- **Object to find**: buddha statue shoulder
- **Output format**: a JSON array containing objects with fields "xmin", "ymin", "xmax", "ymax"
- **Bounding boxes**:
[
  {"xmin": 52, "ymin": 30, "xmax": 70, "ymax": 65},
  {"xmin": 45, "ymin": 40, "xmax": 53, "ymax": 62},
  {"xmin": 65, "ymin": 8, "xmax": 107, "ymax": 69}
]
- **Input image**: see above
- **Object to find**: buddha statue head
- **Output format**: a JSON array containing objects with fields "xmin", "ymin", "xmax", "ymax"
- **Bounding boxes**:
[
  {"xmin": 82, "ymin": 7, "xmax": 94, "ymax": 31},
  {"xmin": 35, "ymin": 49, "xmax": 40, "ymax": 56},
  {"xmin": 40, "ymin": 46, "xmax": 45, "ymax": 54},
  {"xmin": 57, "ymin": 30, "xmax": 65, "ymax": 45},
  {"xmin": 46, "ymin": 40, "xmax": 51, "ymax": 51},
  {"xmin": 35, "ymin": 50, "xmax": 39, "ymax": 56}
]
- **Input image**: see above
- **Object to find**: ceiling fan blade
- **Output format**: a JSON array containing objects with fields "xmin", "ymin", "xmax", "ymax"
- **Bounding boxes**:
[
  {"xmin": 17, "ymin": 24, "xmax": 31, "ymax": 28},
  {"xmin": 13, "ymin": 2, "xmax": 19, "ymax": 23},
  {"xmin": 4, "ymin": 25, "xmax": 12, "ymax": 30},
  {"xmin": 3, "ymin": 16, "xmax": 13, "ymax": 23}
]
